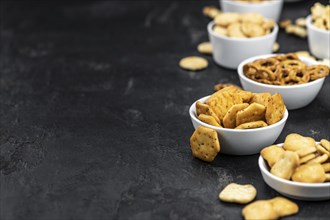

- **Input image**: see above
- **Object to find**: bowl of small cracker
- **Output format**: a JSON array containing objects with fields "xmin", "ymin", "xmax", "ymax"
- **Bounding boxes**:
[
  {"xmin": 259, "ymin": 134, "xmax": 330, "ymax": 201},
  {"xmin": 207, "ymin": 12, "xmax": 278, "ymax": 69},
  {"xmin": 306, "ymin": 3, "xmax": 330, "ymax": 59},
  {"xmin": 220, "ymin": 0, "xmax": 283, "ymax": 22},
  {"xmin": 189, "ymin": 86, "xmax": 288, "ymax": 156},
  {"xmin": 238, "ymin": 53, "xmax": 330, "ymax": 110}
]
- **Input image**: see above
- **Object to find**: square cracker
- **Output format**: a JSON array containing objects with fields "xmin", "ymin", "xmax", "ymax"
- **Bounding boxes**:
[
  {"xmin": 265, "ymin": 93, "xmax": 286, "ymax": 125},
  {"xmin": 190, "ymin": 126, "xmax": 220, "ymax": 162},
  {"xmin": 235, "ymin": 121, "xmax": 267, "ymax": 129},
  {"xmin": 236, "ymin": 103, "xmax": 266, "ymax": 127},
  {"xmin": 250, "ymin": 92, "xmax": 271, "ymax": 106},
  {"xmin": 207, "ymin": 92, "xmax": 243, "ymax": 122},
  {"xmin": 198, "ymin": 114, "xmax": 222, "ymax": 127},
  {"xmin": 223, "ymin": 103, "xmax": 249, "ymax": 128},
  {"xmin": 196, "ymin": 101, "xmax": 220, "ymax": 124}
]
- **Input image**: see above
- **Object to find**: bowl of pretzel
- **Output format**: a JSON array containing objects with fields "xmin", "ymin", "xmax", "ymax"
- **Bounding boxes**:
[
  {"xmin": 238, "ymin": 53, "xmax": 330, "ymax": 110},
  {"xmin": 259, "ymin": 134, "xmax": 330, "ymax": 201}
]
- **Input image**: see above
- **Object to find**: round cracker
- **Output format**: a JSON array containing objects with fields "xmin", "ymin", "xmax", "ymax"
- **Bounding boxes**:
[
  {"xmin": 197, "ymin": 42, "xmax": 213, "ymax": 55},
  {"xmin": 179, "ymin": 56, "xmax": 208, "ymax": 71}
]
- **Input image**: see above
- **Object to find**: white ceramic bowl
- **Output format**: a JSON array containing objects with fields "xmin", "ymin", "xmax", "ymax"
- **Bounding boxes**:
[
  {"xmin": 238, "ymin": 54, "xmax": 326, "ymax": 110},
  {"xmin": 259, "ymin": 143, "xmax": 330, "ymax": 201},
  {"xmin": 219, "ymin": 0, "xmax": 283, "ymax": 22},
  {"xmin": 208, "ymin": 21, "xmax": 278, "ymax": 69},
  {"xmin": 189, "ymin": 96, "xmax": 288, "ymax": 155},
  {"xmin": 306, "ymin": 15, "xmax": 330, "ymax": 59}
]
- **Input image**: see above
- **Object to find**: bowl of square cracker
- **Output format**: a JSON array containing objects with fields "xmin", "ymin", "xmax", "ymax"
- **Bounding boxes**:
[
  {"xmin": 259, "ymin": 136, "xmax": 330, "ymax": 201},
  {"xmin": 238, "ymin": 53, "xmax": 329, "ymax": 110},
  {"xmin": 189, "ymin": 89, "xmax": 288, "ymax": 155}
]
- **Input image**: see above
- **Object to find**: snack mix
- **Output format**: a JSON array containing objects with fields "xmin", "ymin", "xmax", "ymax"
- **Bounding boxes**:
[
  {"xmin": 261, "ymin": 134, "xmax": 330, "ymax": 183},
  {"xmin": 243, "ymin": 53, "xmax": 330, "ymax": 85}
]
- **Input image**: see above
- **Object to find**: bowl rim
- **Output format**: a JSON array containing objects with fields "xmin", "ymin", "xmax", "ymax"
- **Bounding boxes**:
[
  {"xmin": 237, "ymin": 53, "xmax": 326, "ymax": 89},
  {"xmin": 259, "ymin": 142, "xmax": 330, "ymax": 188},
  {"xmin": 208, "ymin": 20, "xmax": 279, "ymax": 42},
  {"xmin": 220, "ymin": 0, "xmax": 283, "ymax": 6},
  {"xmin": 189, "ymin": 95, "xmax": 288, "ymax": 133},
  {"xmin": 306, "ymin": 15, "xmax": 330, "ymax": 35}
]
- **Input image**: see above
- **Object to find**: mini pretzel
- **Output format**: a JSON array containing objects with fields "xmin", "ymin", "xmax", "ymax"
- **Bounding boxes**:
[
  {"xmin": 255, "ymin": 58, "xmax": 279, "ymax": 72},
  {"xmin": 307, "ymin": 65, "xmax": 330, "ymax": 81},
  {"xmin": 280, "ymin": 60, "xmax": 307, "ymax": 70}
]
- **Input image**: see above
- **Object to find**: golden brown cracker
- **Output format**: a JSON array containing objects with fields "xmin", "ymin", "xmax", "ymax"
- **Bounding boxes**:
[
  {"xmin": 307, "ymin": 154, "xmax": 329, "ymax": 164},
  {"xmin": 227, "ymin": 22, "xmax": 247, "ymax": 38},
  {"xmin": 300, "ymin": 153, "xmax": 317, "ymax": 164},
  {"xmin": 292, "ymin": 163, "xmax": 326, "ymax": 183},
  {"xmin": 316, "ymin": 144, "xmax": 330, "ymax": 157},
  {"xmin": 269, "ymin": 197, "xmax": 299, "ymax": 217},
  {"xmin": 320, "ymin": 139, "xmax": 330, "ymax": 151},
  {"xmin": 179, "ymin": 56, "xmax": 208, "ymax": 71},
  {"xmin": 322, "ymin": 163, "xmax": 330, "ymax": 172},
  {"xmin": 283, "ymin": 133, "xmax": 316, "ymax": 152},
  {"xmin": 250, "ymin": 92, "xmax": 271, "ymax": 106},
  {"xmin": 271, "ymin": 151, "xmax": 299, "ymax": 180},
  {"xmin": 196, "ymin": 101, "xmax": 220, "ymax": 124},
  {"xmin": 260, "ymin": 145, "xmax": 285, "ymax": 167},
  {"xmin": 296, "ymin": 146, "xmax": 317, "ymax": 157},
  {"xmin": 265, "ymin": 93, "xmax": 286, "ymax": 125},
  {"xmin": 235, "ymin": 121, "xmax": 267, "ymax": 129},
  {"xmin": 236, "ymin": 103, "xmax": 266, "ymax": 126},
  {"xmin": 219, "ymin": 183, "xmax": 257, "ymax": 204},
  {"xmin": 214, "ymin": 13, "xmax": 240, "ymax": 27},
  {"xmin": 197, "ymin": 42, "xmax": 213, "ymax": 55},
  {"xmin": 214, "ymin": 83, "xmax": 242, "ymax": 92},
  {"xmin": 223, "ymin": 103, "xmax": 249, "ymax": 128},
  {"xmin": 241, "ymin": 22, "xmax": 265, "ymax": 38},
  {"xmin": 190, "ymin": 126, "xmax": 220, "ymax": 162},
  {"xmin": 198, "ymin": 114, "xmax": 222, "ymax": 127},
  {"xmin": 242, "ymin": 200, "xmax": 279, "ymax": 220},
  {"xmin": 203, "ymin": 6, "xmax": 221, "ymax": 19}
]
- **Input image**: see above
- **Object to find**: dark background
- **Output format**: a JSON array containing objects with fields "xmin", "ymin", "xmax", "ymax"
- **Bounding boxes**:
[{"xmin": 0, "ymin": 0, "xmax": 329, "ymax": 219}]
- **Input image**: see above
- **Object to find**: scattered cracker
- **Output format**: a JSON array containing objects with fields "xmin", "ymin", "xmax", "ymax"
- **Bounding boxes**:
[
  {"xmin": 179, "ymin": 56, "xmax": 208, "ymax": 71},
  {"xmin": 203, "ymin": 6, "xmax": 221, "ymax": 19},
  {"xmin": 219, "ymin": 183, "xmax": 257, "ymax": 204},
  {"xmin": 190, "ymin": 126, "xmax": 220, "ymax": 162},
  {"xmin": 269, "ymin": 197, "xmax": 299, "ymax": 217},
  {"xmin": 242, "ymin": 200, "xmax": 279, "ymax": 220},
  {"xmin": 272, "ymin": 42, "xmax": 280, "ymax": 52},
  {"xmin": 197, "ymin": 42, "xmax": 213, "ymax": 55}
]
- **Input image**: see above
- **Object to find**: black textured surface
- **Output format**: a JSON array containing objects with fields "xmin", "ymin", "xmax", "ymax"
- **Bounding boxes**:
[{"xmin": 0, "ymin": 0, "xmax": 329, "ymax": 219}]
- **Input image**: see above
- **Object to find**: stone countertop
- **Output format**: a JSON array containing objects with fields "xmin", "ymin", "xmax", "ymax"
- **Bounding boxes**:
[{"xmin": 0, "ymin": 0, "xmax": 329, "ymax": 219}]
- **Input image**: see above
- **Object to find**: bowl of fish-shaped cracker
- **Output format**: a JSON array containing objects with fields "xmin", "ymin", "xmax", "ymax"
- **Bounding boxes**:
[
  {"xmin": 189, "ymin": 86, "xmax": 288, "ymax": 155},
  {"xmin": 259, "ymin": 134, "xmax": 330, "ymax": 201}
]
